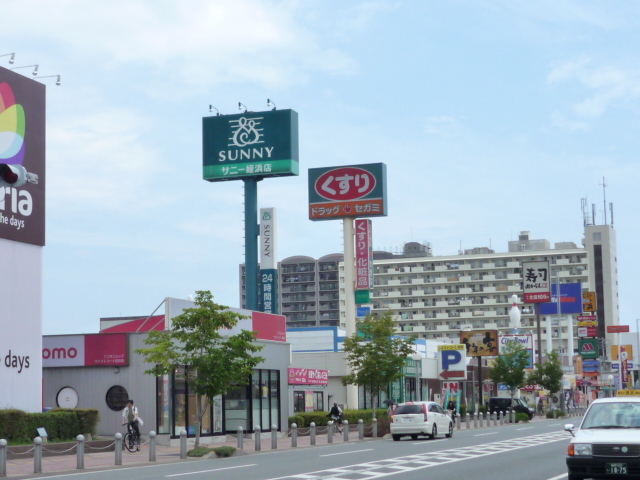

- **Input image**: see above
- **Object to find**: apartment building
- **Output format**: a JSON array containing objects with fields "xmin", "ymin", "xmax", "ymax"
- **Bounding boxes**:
[
  {"xmin": 240, "ymin": 242, "xmax": 432, "ymax": 328},
  {"xmin": 339, "ymin": 225, "xmax": 619, "ymax": 358}
]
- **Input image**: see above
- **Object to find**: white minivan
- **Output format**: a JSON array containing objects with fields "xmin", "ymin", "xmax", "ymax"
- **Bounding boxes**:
[{"xmin": 390, "ymin": 401, "xmax": 454, "ymax": 441}]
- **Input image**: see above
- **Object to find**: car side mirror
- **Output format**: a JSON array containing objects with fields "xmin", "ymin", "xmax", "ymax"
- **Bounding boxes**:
[{"xmin": 564, "ymin": 424, "xmax": 575, "ymax": 437}]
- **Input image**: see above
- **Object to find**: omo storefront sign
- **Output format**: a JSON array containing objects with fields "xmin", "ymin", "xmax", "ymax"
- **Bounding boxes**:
[
  {"xmin": 202, "ymin": 109, "xmax": 299, "ymax": 181},
  {"xmin": 308, "ymin": 163, "xmax": 387, "ymax": 220},
  {"xmin": 42, "ymin": 334, "xmax": 129, "ymax": 367}
]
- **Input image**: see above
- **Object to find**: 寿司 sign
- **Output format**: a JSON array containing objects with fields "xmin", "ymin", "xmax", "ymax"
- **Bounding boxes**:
[
  {"xmin": 308, "ymin": 163, "xmax": 387, "ymax": 220},
  {"xmin": 522, "ymin": 261, "xmax": 551, "ymax": 303},
  {"xmin": 287, "ymin": 368, "xmax": 329, "ymax": 386}
]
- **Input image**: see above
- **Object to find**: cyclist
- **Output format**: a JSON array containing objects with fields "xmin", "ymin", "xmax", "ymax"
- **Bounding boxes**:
[
  {"xmin": 122, "ymin": 399, "xmax": 141, "ymax": 451},
  {"xmin": 328, "ymin": 402, "xmax": 343, "ymax": 434}
]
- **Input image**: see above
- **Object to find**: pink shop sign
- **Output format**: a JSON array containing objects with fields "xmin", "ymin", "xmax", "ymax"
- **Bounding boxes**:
[{"xmin": 288, "ymin": 368, "xmax": 329, "ymax": 386}]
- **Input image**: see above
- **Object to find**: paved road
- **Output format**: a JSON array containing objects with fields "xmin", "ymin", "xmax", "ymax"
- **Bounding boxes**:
[{"xmin": 4, "ymin": 415, "xmax": 576, "ymax": 480}]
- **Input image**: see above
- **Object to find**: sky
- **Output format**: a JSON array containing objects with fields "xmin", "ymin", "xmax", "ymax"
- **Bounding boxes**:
[{"xmin": 2, "ymin": 0, "xmax": 640, "ymax": 335}]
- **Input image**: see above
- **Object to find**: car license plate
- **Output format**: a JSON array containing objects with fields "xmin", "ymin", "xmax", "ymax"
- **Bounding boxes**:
[{"xmin": 606, "ymin": 463, "xmax": 627, "ymax": 474}]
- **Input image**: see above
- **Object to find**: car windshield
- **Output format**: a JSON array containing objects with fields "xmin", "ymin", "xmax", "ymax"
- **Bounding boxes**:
[
  {"xmin": 395, "ymin": 405, "xmax": 423, "ymax": 415},
  {"xmin": 582, "ymin": 402, "xmax": 640, "ymax": 429}
]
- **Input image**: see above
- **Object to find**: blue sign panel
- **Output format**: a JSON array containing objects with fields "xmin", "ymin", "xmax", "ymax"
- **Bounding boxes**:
[
  {"xmin": 259, "ymin": 269, "xmax": 278, "ymax": 314},
  {"xmin": 540, "ymin": 283, "xmax": 583, "ymax": 315},
  {"xmin": 357, "ymin": 307, "xmax": 371, "ymax": 317}
]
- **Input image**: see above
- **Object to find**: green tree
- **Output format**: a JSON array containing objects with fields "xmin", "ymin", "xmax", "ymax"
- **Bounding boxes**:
[
  {"xmin": 488, "ymin": 339, "xmax": 530, "ymax": 405},
  {"xmin": 341, "ymin": 313, "xmax": 416, "ymax": 418},
  {"xmin": 527, "ymin": 350, "xmax": 564, "ymax": 417},
  {"xmin": 135, "ymin": 291, "xmax": 265, "ymax": 447}
]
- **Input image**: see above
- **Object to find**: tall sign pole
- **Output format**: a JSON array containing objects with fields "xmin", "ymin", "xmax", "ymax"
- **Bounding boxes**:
[
  {"xmin": 309, "ymin": 163, "xmax": 388, "ymax": 410},
  {"xmin": 343, "ymin": 217, "xmax": 358, "ymax": 407},
  {"xmin": 203, "ymin": 109, "xmax": 298, "ymax": 311},
  {"xmin": 244, "ymin": 177, "xmax": 260, "ymax": 310}
]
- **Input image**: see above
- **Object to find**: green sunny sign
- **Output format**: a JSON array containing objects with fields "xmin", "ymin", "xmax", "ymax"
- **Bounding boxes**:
[{"xmin": 202, "ymin": 109, "xmax": 299, "ymax": 182}]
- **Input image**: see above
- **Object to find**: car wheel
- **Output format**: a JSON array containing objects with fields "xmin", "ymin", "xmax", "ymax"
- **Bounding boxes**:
[
  {"xmin": 429, "ymin": 424, "xmax": 437, "ymax": 439},
  {"xmin": 445, "ymin": 422, "xmax": 453, "ymax": 438},
  {"xmin": 392, "ymin": 434, "xmax": 401, "ymax": 441},
  {"xmin": 410, "ymin": 434, "xmax": 418, "ymax": 440}
]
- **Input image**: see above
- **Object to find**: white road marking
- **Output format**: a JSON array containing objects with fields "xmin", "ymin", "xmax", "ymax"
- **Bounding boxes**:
[
  {"xmin": 166, "ymin": 464, "xmax": 256, "ymax": 477},
  {"xmin": 411, "ymin": 439, "xmax": 447, "ymax": 445},
  {"xmin": 474, "ymin": 432, "xmax": 498, "ymax": 436},
  {"xmin": 517, "ymin": 427, "xmax": 534, "ymax": 430},
  {"xmin": 321, "ymin": 449, "xmax": 374, "ymax": 457},
  {"xmin": 547, "ymin": 474, "xmax": 567, "ymax": 480},
  {"xmin": 263, "ymin": 431, "xmax": 571, "ymax": 480}
]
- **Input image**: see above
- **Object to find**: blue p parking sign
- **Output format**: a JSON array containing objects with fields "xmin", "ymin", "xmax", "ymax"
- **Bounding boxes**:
[
  {"xmin": 437, "ymin": 344, "xmax": 467, "ymax": 380},
  {"xmin": 442, "ymin": 350, "xmax": 462, "ymax": 370}
]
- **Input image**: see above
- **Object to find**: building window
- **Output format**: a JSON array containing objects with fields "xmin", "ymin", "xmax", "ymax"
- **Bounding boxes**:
[
  {"xmin": 593, "ymin": 232, "xmax": 602, "ymax": 241},
  {"xmin": 105, "ymin": 385, "xmax": 129, "ymax": 411},
  {"xmin": 293, "ymin": 391, "xmax": 305, "ymax": 413}
]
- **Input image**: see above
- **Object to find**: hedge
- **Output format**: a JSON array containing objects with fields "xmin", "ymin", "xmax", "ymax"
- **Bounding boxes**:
[
  {"xmin": 0, "ymin": 408, "xmax": 100, "ymax": 443},
  {"xmin": 288, "ymin": 409, "xmax": 387, "ymax": 428}
]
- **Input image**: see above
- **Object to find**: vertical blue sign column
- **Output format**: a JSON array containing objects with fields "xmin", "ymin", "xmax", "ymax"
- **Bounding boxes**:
[{"xmin": 259, "ymin": 208, "xmax": 278, "ymax": 314}]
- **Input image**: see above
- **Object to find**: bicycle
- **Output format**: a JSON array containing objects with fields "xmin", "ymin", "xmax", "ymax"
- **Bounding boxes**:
[
  {"xmin": 123, "ymin": 423, "xmax": 141, "ymax": 453},
  {"xmin": 331, "ymin": 415, "xmax": 343, "ymax": 435}
]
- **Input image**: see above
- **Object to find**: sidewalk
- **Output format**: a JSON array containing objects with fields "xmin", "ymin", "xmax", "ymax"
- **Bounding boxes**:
[{"xmin": 1, "ymin": 414, "xmax": 566, "ymax": 479}]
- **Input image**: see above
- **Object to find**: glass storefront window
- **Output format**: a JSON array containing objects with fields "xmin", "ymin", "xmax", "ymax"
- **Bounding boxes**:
[
  {"xmin": 165, "ymin": 368, "xmax": 280, "ymax": 436},
  {"xmin": 252, "ymin": 372, "xmax": 261, "ymax": 429},
  {"xmin": 225, "ymin": 384, "xmax": 250, "ymax": 432},
  {"xmin": 270, "ymin": 371, "xmax": 279, "ymax": 429},
  {"xmin": 213, "ymin": 395, "xmax": 223, "ymax": 433},
  {"xmin": 157, "ymin": 375, "xmax": 172, "ymax": 434},
  {"xmin": 293, "ymin": 391, "xmax": 305, "ymax": 413},
  {"xmin": 173, "ymin": 367, "xmax": 187, "ymax": 436},
  {"xmin": 261, "ymin": 372, "xmax": 270, "ymax": 429}
]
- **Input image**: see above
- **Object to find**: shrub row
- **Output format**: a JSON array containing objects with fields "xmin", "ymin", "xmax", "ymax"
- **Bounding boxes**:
[
  {"xmin": 0, "ymin": 408, "xmax": 100, "ymax": 443},
  {"xmin": 288, "ymin": 409, "xmax": 387, "ymax": 428}
]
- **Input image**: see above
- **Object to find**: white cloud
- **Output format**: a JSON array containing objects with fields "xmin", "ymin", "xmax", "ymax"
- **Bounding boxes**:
[
  {"xmin": 424, "ymin": 116, "xmax": 466, "ymax": 138},
  {"xmin": 548, "ymin": 58, "xmax": 640, "ymax": 127},
  {"xmin": 47, "ymin": 103, "xmax": 162, "ymax": 214},
  {"xmin": 1, "ymin": 0, "xmax": 358, "ymax": 89}
]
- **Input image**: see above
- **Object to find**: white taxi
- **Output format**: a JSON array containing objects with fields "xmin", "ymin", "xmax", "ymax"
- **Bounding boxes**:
[
  {"xmin": 390, "ymin": 401, "xmax": 453, "ymax": 441},
  {"xmin": 565, "ymin": 393, "xmax": 640, "ymax": 480}
]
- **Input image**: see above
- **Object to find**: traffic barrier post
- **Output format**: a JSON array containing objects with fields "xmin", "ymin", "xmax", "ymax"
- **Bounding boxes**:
[
  {"xmin": 180, "ymin": 430, "xmax": 187, "ymax": 459},
  {"xmin": 76, "ymin": 435, "xmax": 85, "ymax": 469},
  {"xmin": 34, "ymin": 437, "xmax": 42, "ymax": 474},
  {"xmin": 1, "ymin": 439, "xmax": 7, "ymax": 478},
  {"xmin": 149, "ymin": 431, "xmax": 156, "ymax": 462},
  {"xmin": 254, "ymin": 426, "xmax": 262, "ymax": 451},
  {"xmin": 291, "ymin": 424, "xmax": 297, "ymax": 448},
  {"xmin": 115, "ymin": 433, "xmax": 122, "ymax": 465}
]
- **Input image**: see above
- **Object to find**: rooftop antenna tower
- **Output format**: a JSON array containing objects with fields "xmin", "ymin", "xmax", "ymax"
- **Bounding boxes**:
[{"xmin": 600, "ymin": 177, "xmax": 607, "ymax": 225}]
